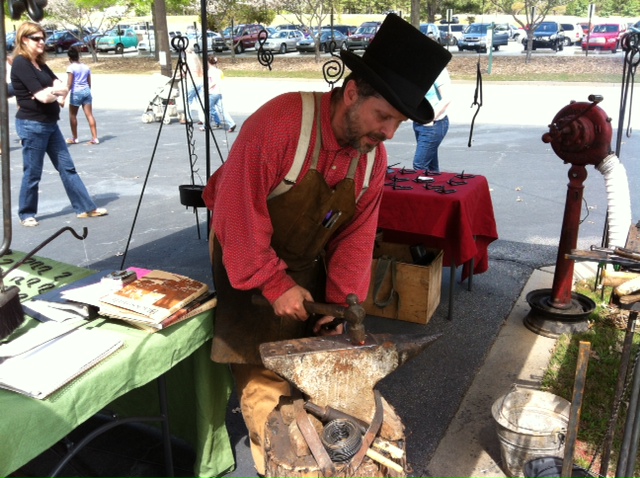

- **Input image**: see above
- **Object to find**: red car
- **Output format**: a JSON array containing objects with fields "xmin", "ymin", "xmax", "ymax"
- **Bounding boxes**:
[{"xmin": 581, "ymin": 23, "xmax": 626, "ymax": 52}]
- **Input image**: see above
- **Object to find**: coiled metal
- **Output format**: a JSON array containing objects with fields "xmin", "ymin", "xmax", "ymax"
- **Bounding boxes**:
[{"xmin": 320, "ymin": 418, "xmax": 362, "ymax": 463}]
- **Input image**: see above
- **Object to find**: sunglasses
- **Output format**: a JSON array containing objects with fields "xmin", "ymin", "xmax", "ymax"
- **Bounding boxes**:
[{"xmin": 27, "ymin": 35, "xmax": 45, "ymax": 43}]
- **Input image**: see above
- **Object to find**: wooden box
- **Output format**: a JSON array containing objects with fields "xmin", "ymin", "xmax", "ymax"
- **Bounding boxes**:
[{"xmin": 362, "ymin": 241, "xmax": 443, "ymax": 324}]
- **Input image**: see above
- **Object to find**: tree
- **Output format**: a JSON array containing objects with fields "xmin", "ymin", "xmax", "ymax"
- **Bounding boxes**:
[
  {"xmin": 279, "ymin": 0, "xmax": 331, "ymax": 61},
  {"xmin": 45, "ymin": 0, "xmax": 134, "ymax": 62},
  {"xmin": 487, "ymin": 0, "xmax": 571, "ymax": 61}
]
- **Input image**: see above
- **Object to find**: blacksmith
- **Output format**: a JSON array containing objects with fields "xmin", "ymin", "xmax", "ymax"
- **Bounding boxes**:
[{"xmin": 203, "ymin": 13, "xmax": 451, "ymax": 475}]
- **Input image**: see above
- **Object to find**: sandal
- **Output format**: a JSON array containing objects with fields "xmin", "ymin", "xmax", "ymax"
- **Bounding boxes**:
[
  {"xmin": 21, "ymin": 217, "xmax": 39, "ymax": 227},
  {"xmin": 88, "ymin": 139, "xmax": 100, "ymax": 145},
  {"xmin": 66, "ymin": 138, "xmax": 79, "ymax": 144},
  {"xmin": 77, "ymin": 207, "xmax": 108, "ymax": 218}
]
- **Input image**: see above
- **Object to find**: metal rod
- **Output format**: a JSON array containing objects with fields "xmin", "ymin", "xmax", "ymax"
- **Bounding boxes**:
[
  {"xmin": 0, "ymin": 2, "xmax": 12, "ymax": 258},
  {"xmin": 562, "ymin": 341, "xmax": 591, "ymax": 478},
  {"xmin": 616, "ymin": 338, "xmax": 640, "ymax": 477},
  {"xmin": 448, "ymin": 260, "xmax": 455, "ymax": 320},
  {"xmin": 1, "ymin": 227, "xmax": 88, "ymax": 279},
  {"xmin": 600, "ymin": 310, "xmax": 637, "ymax": 476}
]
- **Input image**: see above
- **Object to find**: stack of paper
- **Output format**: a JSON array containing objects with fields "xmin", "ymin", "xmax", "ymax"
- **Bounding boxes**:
[{"xmin": 0, "ymin": 323, "xmax": 123, "ymax": 399}]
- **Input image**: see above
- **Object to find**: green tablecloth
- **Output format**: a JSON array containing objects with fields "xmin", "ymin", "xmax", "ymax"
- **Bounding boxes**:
[{"xmin": 0, "ymin": 252, "xmax": 235, "ymax": 477}]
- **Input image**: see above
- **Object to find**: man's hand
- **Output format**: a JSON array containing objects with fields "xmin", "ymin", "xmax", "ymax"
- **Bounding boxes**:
[
  {"xmin": 314, "ymin": 316, "xmax": 345, "ymax": 336},
  {"xmin": 272, "ymin": 285, "xmax": 313, "ymax": 321}
]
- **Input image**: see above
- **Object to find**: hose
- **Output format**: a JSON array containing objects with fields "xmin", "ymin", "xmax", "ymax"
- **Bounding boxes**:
[{"xmin": 595, "ymin": 154, "xmax": 632, "ymax": 248}]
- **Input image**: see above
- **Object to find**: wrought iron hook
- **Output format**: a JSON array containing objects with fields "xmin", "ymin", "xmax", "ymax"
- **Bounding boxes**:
[{"xmin": 1, "ymin": 226, "xmax": 88, "ymax": 280}]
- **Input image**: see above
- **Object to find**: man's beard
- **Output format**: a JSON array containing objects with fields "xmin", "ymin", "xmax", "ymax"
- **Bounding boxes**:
[{"xmin": 343, "ymin": 102, "xmax": 387, "ymax": 154}]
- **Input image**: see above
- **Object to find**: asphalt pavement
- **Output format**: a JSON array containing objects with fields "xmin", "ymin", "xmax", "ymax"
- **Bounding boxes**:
[{"xmin": 8, "ymin": 69, "xmax": 640, "ymax": 477}]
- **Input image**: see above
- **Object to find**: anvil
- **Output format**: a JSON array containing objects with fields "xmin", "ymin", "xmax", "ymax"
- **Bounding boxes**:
[{"xmin": 259, "ymin": 333, "xmax": 441, "ymax": 424}]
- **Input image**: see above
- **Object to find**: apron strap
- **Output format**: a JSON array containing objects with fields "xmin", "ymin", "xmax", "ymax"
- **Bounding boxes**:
[{"xmin": 268, "ymin": 92, "xmax": 320, "ymax": 200}]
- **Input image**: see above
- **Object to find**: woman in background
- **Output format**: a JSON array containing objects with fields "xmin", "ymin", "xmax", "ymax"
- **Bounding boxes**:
[
  {"xmin": 11, "ymin": 22, "xmax": 107, "ymax": 227},
  {"xmin": 206, "ymin": 55, "xmax": 236, "ymax": 133},
  {"xmin": 63, "ymin": 47, "xmax": 99, "ymax": 145}
]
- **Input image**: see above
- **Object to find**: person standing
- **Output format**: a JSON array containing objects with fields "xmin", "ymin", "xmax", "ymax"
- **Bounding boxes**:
[
  {"xmin": 63, "ymin": 47, "xmax": 99, "ymax": 145},
  {"xmin": 11, "ymin": 22, "xmax": 107, "ymax": 227},
  {"xmin": 182, "ymin": 45, "xmax": 204, "ymax": 124},
  {"xmin": 202, "ymin": 14, "xmax": 451, "ymax": 475},
  {"xmin": 206, "ymin": 55, "xmax": 236, "ymax": 133},
  {"xmin": 412, "ymin": 67, "xmax": 452, "ymax": 173}
]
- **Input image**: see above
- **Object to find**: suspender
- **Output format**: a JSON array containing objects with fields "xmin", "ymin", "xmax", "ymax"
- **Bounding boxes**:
[{"xmin": 267, "ymin": 92, "xmax": 377, "ymax": 201}]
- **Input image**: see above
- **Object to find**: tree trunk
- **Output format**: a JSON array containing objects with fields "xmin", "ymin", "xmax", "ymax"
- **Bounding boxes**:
[
  {"xmin": 410, "ymin": 0, "xmax": 420, "ymax": 28},
  {"xmin": 153, "ymin": 0, "xmax": 173, "ymax": 77}
]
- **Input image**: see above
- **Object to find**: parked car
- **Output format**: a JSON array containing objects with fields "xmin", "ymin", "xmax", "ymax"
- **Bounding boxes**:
[
  {"xmin": 259, "ymin": 29, "xmax": 304, "ymax": 54},
  {"xmin": 345, "ymin": 21, "xmax": 381, "ymax": 50},
  {"xmin": 229, "ymin": 24, "xmax": 265, "ymax": 53},
  {"xmin": 6, "ymin": 31, "xmax": 16, "ymax": 51},
  {"xmin": 296, "ymin": 29, "xmax": 347, "ymax": 53},
  {"xmin": 69, "ymin": 33, "xmax": 104, "ymax": 52},
  {"xmin": 420, "ymin": 23, "xmax": 444, "ymax": 45},
  {"xmin": 438, "ymin": 24, "xmax": 465, "ymax": 45},
  {"xmin": 579, "ymin": 22, "xmax": 591, "ymax": 36},
  {"xmin": 522, "ymin": 21, "xmax": 565, "ymax": 51},
  {"xmin": 191, "ymin": 30, "xmax": 225, "ymax": 53},
  {"xmin": 581, "ymin": 23, "xmax": 626, "ymax": 53},
  {"xmin": 44, "ymin": 30, "xmax": 83, "ymax": 53},
  {"xmin": 96, "ymin": 28, "xmax": 139, "ymax": 53},
  {"xmin": 458, "ymin": 23, "xmax": 509, "ymax": 52},
  {"xmin": 561, "ymin": 23, "xmax": 584, "ymax": 45},
  {"xmin": 499, "ymin": 24, "xmax": 526, "ymax": 41},
  {"xmin": 330, "ymin": 25, "xmax": 357, "ymax": 37}
]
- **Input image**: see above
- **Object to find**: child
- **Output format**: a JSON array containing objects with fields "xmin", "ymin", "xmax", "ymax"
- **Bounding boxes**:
[{"xmin": 64, "ymin": 47, "xmax": 99, "ymax": 144}]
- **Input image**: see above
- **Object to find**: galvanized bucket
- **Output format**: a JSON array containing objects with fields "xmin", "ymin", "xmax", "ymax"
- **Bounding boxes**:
[{"xmin": 491, "ymin": 388, "xmax": 571, "ymax": 477}]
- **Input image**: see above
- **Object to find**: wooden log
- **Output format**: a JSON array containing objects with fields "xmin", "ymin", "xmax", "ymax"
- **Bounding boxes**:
[
  {"xmin": 264, "ymin": 396, "xmax": 406, "ymax": 478},
  {"xmin": 602, "ymin": 269, "xmax": 640, "ymax": 287},
  {"xmin": 616, "ymin": 276, "xmax": 640, "ymax": 296}
]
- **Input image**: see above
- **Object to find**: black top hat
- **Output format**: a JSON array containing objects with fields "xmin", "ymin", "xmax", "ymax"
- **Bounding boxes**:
[{"xmin": 340, "ymin": 14, "xmax": 452, "ymax": 123}]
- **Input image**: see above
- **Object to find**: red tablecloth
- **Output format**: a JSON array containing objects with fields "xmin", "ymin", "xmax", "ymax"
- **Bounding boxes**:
[{"xmin": 377, "ymin": 170, "xmax": 499, "ymax": 278}]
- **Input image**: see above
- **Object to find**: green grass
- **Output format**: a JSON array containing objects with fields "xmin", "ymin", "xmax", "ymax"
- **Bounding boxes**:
[{"xmin": 540, "ymin": 281, "xmax": 640, "ymax": 476}]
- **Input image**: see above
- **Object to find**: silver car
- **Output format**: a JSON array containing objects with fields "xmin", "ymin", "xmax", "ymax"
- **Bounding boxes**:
[{"xmin": 260, "ymin": 29, "xmax": 304, "ymax": 54}]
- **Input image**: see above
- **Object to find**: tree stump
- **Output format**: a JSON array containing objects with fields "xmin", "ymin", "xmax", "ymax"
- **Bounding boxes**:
[{"xmin": 264, "ymin": 396, "xmax": 406, "ymax": 478}]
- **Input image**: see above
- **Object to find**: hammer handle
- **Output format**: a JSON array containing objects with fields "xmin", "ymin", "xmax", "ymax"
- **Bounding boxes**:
[{"xmin": 251, "ymin": 294, "xmax": 346, "ymax": 318}]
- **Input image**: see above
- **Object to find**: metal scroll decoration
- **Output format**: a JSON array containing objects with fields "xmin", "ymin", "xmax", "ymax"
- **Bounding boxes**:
[
  {"xmin": 616, "ymin": 30, "xmax": 640, "ymax": 151},
  {"xmin": 322, "ymin": 41, "xmax": 345, "ymax": 89},
  {"xmin": 467, "ymin": 60, "xmax": 483, "ymax": 147},
  {"xmin": 256, "ymin": 29, "xmax": 274, "ymax": 71},
  {"xmin": 253, "ymin": 27, "xmax": 345, "ymax": 89}
]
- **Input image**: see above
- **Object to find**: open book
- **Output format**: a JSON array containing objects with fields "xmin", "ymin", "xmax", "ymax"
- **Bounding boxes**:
[{"xmin": 98, "ymin": 270, "xmax": 210, "ymax": 325}]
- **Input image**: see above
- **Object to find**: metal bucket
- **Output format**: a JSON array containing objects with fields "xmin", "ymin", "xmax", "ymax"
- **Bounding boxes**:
[
  {"xmin": 491, "ymin": 389, "xmax": 571, "ymax": 477},
  {"xmin": 523, "ymin": 457, "xmax": 593, "ymax": 477}
]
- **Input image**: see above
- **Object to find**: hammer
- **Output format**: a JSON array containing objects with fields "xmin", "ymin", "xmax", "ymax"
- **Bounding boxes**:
[{"xmin": 251, "ymin": 293, "xmax": 366, "ymax": 345}]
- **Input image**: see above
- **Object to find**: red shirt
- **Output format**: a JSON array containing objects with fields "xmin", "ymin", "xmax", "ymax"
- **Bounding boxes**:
[{"xmin": 203, "ymin": 91, "xmax": 387, "ymax": 305}]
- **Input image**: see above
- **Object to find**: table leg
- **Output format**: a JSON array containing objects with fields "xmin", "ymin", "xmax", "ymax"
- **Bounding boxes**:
[
  {"xmin": 157, "ymin": 374, "xmax": 175, "ymax": 477},
  {"xmin": 468, "ymin": 258, "xmax": 475, "ymax": 292},
  {"xmin": 448, "ymin": 259, "xmax": 455, "ymax": 321}
]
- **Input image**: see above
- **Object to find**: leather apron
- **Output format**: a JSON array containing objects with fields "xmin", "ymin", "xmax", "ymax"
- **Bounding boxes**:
[{"xmin": 211, "ymin": 93, "xmax": 360, "ymax": 365}]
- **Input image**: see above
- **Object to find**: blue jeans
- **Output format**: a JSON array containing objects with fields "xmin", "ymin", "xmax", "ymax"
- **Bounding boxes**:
[
  {"xmin": 15, "ymin": 119, "xmax": 97, "ymax": 220},
  {"xmin": 186, "ymin": 83, "xmax": 204, "ymax": 122},
  {"xmin": 209, "ymin": 94, "xmax": 235, "ymax": 130},
  {"xmin": 412, "ymin": 116, "xmax": 449, "ymax": 172}
]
